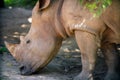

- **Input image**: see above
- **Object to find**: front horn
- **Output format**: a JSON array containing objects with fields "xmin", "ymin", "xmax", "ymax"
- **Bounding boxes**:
[{"xmin": 4, "ymin": 41, "xmax": 18, "ymax": 57}]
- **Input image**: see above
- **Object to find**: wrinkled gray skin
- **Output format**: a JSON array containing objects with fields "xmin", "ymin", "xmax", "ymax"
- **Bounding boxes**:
[{"xmin": 5, "ymin": 0, "xmax": 120, "ymax": 80}]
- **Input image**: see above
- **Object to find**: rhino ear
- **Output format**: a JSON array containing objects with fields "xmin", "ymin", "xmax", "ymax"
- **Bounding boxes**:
[{"xmin": 39, "ymin": 0, "xmax": 51, "ymax": 10}]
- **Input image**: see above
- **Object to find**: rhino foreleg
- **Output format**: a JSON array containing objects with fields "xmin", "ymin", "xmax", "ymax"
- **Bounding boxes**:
[
  {"xmin": 101, "ymin": 43, "xmax": 120, "ymax": 80},
  {"xmin": 74, "ymin": 31, "xmax": 98, "ymax": 80}
]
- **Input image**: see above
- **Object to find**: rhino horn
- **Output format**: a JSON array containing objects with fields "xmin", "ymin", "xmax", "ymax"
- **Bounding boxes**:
[
  {"xmin": 4, "ymin": 41, "xmax": 18, "ymax": 57},
  {"xmin": 20, "ymin": 36, "xmax": 25, "ymax": 41}
]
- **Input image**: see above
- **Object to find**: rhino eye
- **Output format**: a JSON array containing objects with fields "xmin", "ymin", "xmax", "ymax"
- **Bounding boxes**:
[{"xmin": 26, "ymin": 40, "xmax": 30, "ymax": 44}]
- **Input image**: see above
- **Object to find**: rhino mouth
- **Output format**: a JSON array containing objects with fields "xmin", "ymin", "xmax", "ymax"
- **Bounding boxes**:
[{"xmin": 19, "ymin": 63, "xmax": 44, "ymax": 75}]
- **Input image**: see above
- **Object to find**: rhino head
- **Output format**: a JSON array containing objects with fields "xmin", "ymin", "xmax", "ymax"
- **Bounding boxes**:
[{"xmin": 5, "ymin": 0, "xmax": 65, "ymax": 75}]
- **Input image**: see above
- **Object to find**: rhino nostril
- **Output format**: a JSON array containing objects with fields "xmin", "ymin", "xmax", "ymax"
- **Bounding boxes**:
[
  {"xmin": 20, "ymin": 66, "xmax": 25, "ymax": 71},
  {"xmin": 19, "ymin": 65, "xmax": 32, "ymax": 75},
  {"xmin": 19, "ymin": 65, "xmax": 28, "ymax": 75}
]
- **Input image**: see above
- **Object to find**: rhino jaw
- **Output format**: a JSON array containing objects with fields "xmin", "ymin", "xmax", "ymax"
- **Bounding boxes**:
[{"xmin": 4, "ymin": 41, "xmax": 18, "ymax": 57}]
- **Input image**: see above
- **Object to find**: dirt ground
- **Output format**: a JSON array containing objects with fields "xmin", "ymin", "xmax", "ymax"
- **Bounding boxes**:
[{"xmin": 0, "ymin": 8, "xmax": 119, "ymax": 80}]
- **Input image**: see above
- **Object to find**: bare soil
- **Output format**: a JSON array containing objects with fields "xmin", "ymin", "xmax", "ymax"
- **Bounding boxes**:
[{"xmin": 0, "ymin": 8, "xmax": 117, "ymax": 80}]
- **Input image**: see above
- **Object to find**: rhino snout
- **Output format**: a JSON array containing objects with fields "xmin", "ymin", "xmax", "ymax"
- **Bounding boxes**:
[{"xmin": 19, "ymin": 65, "xmax": 33, "ymax": 75}]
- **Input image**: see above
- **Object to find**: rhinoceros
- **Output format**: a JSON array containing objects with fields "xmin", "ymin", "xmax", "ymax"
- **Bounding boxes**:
[{"xmin": 5, "ymin": 0, "xmax": 120, "ymax": 80}]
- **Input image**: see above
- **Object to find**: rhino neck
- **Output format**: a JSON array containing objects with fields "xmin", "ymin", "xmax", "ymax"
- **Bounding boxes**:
[
  {"xmin": 54, "ymin": 0, "xmax": 69, "ymax": 39},
  {"xmin": 55, "ymin": 0, "xmax": 86, "ymax": 37}
]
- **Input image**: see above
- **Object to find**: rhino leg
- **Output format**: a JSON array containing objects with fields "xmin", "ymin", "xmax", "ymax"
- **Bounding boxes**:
[
  {"xmin": 74, "ymin": 31, "xmax": 98, "ymax": 80},
  {"xmin": 101, "ymin": 43, "xmax": 120, "ymax": 80}
]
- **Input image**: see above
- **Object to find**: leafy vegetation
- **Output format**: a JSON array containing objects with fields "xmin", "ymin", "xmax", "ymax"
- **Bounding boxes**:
[
  {"xmin": 80, "ymin": 0, "xmax": 112, "ymax": 16},
  {"xmin": 0, "ymin": 46, "xmax": 8, "ymax": 53},
  {"xmin": 5, "ymin": 0, "xmax": 38, "ymax": 8}
]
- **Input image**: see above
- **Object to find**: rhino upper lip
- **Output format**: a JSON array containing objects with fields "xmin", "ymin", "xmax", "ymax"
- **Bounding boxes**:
[{"xmin": 19, "ymin": 61, "xmax": 43, "ymax": 75}]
